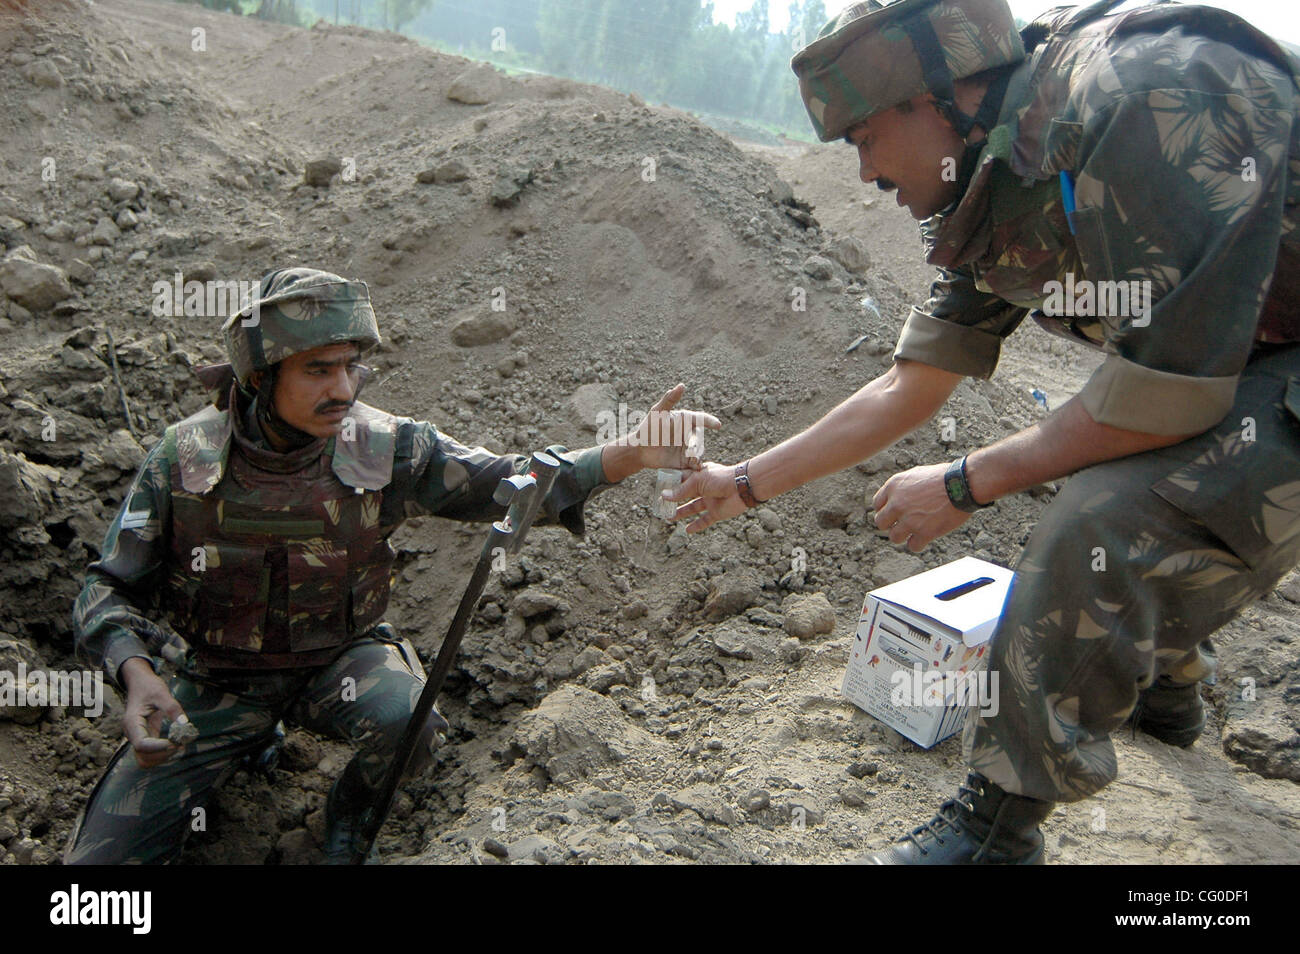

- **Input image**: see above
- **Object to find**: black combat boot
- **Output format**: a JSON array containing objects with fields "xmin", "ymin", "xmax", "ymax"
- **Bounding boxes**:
[
  {"xmin": 1129, "ymin": 678, "xmax": 1205, "ymax": 747},
  {"xmin": 860, "ymin": 772, "xmax": 1054, "ymax": 864},
  {"xmin": 323, "ymin": 761, "xmax": 381, "ymax": 865}
]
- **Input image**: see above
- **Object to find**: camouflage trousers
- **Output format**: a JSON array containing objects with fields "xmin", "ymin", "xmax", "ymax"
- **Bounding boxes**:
[
  {"xmin": 63, "ymin": 625, "xmax": 446, "ymax": 864},
  {"xmin": 965, "ymin": 343, "xmax": 1300, "ymax": 802}
]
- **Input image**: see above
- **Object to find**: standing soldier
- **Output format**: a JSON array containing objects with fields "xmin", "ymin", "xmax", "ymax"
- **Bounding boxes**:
[
  {"xmin": 668, "ymin": 0, "xmax": 1299, "ymax": 863},
  {"xmin": 65, "ymin": 266, "xmax": 719, "ymax": 864}
]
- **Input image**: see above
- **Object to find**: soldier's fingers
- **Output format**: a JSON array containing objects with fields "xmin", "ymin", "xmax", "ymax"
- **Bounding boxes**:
[
  {"xmin": 887, "ymin": 521, "xmax": 913, "ymax": 545},
  {"xmin": 683, "ymin": 411, "xmax": 722, "ymax": 430},
  {"xmin": 686, "ymin": 509, "xmax": 717, "ymax": 534},
  {"xmin": 133, "ymin": 744, "xmax": 176, "ymax": 769},
  {"xmin": 650, "ymin": 383, "xmax": 686, "ymax": 414},
  {"xmin": 160, "ymin": 696, "xmax": 186, "ymax": 722},
  {"xmin": 667, "ymin": 471, "xmax": 701, "ymax": 502},
  {"xmin": 672, "ymin": 498, "xmax": 709, "ymax": 521},
  {"xmin": 872, "ymin": 501, "xmax": 898, "ymax": 529}
]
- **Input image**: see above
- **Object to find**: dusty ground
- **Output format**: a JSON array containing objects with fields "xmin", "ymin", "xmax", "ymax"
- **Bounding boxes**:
[{"xmin": 0, "ymin": 0, "xmax": 1296, "ymax": 865}]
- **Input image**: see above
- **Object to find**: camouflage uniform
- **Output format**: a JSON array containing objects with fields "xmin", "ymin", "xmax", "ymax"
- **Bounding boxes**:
[
  {"xmin": 801, "ymin": 2, "xmax": 1300, "ymax": 802},
  {"xmin": 65, "ymin": 269, "xmax": 614, "ymax": 863}
]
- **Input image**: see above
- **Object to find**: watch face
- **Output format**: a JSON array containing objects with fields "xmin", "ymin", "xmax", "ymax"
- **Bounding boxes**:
[{"xmin": 946, "ymin": 476, "xmax": 964, "ymax": 498}]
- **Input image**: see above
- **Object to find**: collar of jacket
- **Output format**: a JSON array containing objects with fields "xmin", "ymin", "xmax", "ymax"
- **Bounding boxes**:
[
  {"xmin": 172, "ymin": 383, "xmax": 402, "ymax": 494},
  {"xmin": 232, "ymin": 381, "xmax": 328, "ymax": 474},
  {"xmin": 922, "ymin": 56, "xmax": 1039, "ymax": 271}
]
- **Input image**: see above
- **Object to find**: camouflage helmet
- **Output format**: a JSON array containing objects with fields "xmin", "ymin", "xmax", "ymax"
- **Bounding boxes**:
[
  {"xmin": 221, "ymin": 266, "xmax": 381, "ymax": 384},
  {"xmin": 791, "ymin": 0, "xmax": 1026, "ymax": 142}
]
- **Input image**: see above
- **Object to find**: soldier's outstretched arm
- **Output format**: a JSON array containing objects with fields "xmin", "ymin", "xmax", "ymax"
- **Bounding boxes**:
[
  {"xmin": 666, "ymin": 358, "xmax": 964, "ymax": 532},
  {"xmin": 394, "ymin": 384, "xmax": 719, "ymax": 534}
]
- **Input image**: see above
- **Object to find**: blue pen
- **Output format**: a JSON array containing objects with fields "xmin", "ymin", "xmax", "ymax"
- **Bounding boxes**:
[{"xmin": 1059, "ymin": 170, "xmax": 1077, "ymax": 235}]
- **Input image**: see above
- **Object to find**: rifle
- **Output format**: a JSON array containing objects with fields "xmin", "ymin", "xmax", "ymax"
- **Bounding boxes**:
[{"xmin": 350, "ymin": 450, "xmax": 561, "ymax": 864}]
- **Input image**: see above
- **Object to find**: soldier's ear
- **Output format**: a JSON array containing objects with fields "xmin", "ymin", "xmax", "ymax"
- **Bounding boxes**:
[{"xmin": 249, "ymin": 370, "xmax": 263, "ymax": 390}]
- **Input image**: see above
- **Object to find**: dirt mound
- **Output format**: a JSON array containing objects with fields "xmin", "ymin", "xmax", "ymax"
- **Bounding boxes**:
[{"xmin": 0, "ymin": 0, "xmax": 1296, "ymax": 866}]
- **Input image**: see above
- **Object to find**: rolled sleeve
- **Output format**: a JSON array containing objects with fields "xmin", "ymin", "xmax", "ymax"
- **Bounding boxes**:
[
  {"xmin": 1078, "ymin": 354, "xmax": 1239, "ymax": 434},
  {"xmin": 895, "ymin": 307, "xmax": 1008, "ymax": 378},
  {"xmin": 892, "ymin": 265, "xmax": 1028, "ymax": 378}
]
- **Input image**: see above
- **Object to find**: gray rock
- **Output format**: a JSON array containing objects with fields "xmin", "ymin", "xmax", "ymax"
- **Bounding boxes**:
[
  {"xmin": 90, "ymin": 216, "xmax": 120, "ymax": 246},
  {"xmin": 782, "ymin": 592, "xmax": 837, "ymax": 639},
  {"xmin": 416, "ymin": 159, "xmax": 470, "ymax": 184},
  {"xmin": 568, "ymin": 382, "xmax": 617, "ymax": 433},
  {"xmin": 449, "ymin": 308, "xmax": 515, "ymax": 347},
  {"xmin": 0, "ymin": 449, "xmax": 55, "ymax": 528},
  {"xmin": 106, "ymin": 177, "xmax": 140, "ymax": 202},
  {"xmin": 506, "ymin": 834, "xmax": 564, "ymax": 864},
  {"xmin": 115, "ymin": 208, "xmax": 139, "ymax": 229},
  {"xmin": 303, "ymin": 157, "xmax": 342, "ymax": 187},
  {"xmin": 872, "ymin": 550, "xmax": 926, "ymax": 585},
  {"xmin": 802, "ymin": 254, "xmax": 835, "ymax": 280},
  {"xmin": 510, "ymin": 588, "xmax": 567, "ymax": 618},
  {"xmin": 712, "ymin": 627, "xmax": 754, "ymax": 660},
  {"xmin": 744, "ymin": 789, "xmax": 770, "ymax": 812},
  {"xmin": 489, "ymin": 166, "xmax": 534, "ymax": 207},
  {"xmin": 99, "ymin": 430, "xmax": 146, "ymax": 472},
  {"xmin": 447, "ymin": 65, "xmax": 504, "ymax": 105},
  {"xmin": 582, "ymin": 661, "xmax": 631, "ymax": 693},
  {"xmin": 670, "ymin": 784, "xmax": 736, "ymax": 826},
  {"xmin": 42, "ymin": 221, "xmax": 74, "ymax": 241},
  {"xmin": 825, "ymin": 234, "xmax": 872, "ymax": 274},
  {"xmin": 65, "ymin": 259, "xmax": 95, "ymax": 285},
  {"xmin": 572, "ymin": 646, "xmax": 607, "ymax": 674},
  {"xmin": 1223, "ymin": 690, "xmax": 1300, "ymax": 782},
  {"xmin": 20, "ymin": 59, "xmax": 62, "ymax": 88},
  {"xmin": 754, "ymin": 507, "xmax": 782, "ymax": 532},
  {"xmin": 703, "ymin": 567, "xmax": 764, "ymax": 621},
  {"xmin": 512, "ymin": 684, "xmax": 667, "ymax": 785},
  {"xmin": 0, "ymin": 254, "xmax": 71, "ymax": 310},
  {"xmin": 839, "ymin": 780, "xmax": 875, "ymax": 807}
]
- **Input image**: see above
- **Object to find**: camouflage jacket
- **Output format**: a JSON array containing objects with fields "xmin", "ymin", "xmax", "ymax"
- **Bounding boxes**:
[
  {"xmin": 893, "ymin": 2, "xmax": 1300, "ymax": 434},
  {"xmin": 73, "ymin": 384, "xmax": 613, "ymax": 690}
]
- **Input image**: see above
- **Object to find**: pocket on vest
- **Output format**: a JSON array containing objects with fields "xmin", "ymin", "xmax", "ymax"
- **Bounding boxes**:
[
  {"xmin": 286, "ymin": 540, "xmax": 350, "ymax": 651},
  {"xmin": 197, "ymin": 541, "xmax": 270, "ymax": 650}
]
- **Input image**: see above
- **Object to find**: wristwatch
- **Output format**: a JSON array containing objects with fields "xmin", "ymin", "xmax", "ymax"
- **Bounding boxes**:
[{"xmin": 944, "ymin": 456, "xmax": 993, "ymax": 513}]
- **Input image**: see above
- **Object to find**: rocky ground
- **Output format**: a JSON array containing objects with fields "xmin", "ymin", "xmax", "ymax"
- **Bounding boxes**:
[{"xmin": 0, "ymin": 0, "xmax": 1296, "ymax": 865}]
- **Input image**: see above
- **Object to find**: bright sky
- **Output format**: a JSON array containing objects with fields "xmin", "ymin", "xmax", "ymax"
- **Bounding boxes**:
[{"xmin": 711, "ymin": 0, "xmax": 1300, "ymax": 46}]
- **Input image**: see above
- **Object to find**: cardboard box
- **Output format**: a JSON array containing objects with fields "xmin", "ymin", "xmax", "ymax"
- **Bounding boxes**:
[{"xmin": 841, "ymin": 557, "xmax": 1014, "ymax": 748}]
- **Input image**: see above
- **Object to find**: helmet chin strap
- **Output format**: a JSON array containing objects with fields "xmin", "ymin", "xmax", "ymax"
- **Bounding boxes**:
[
  {"xmin": 251, "ymin": 365, "xmax": 319, "ymax": 451},
  {"xmin": 934, "ymin": 64, "xmax": 1017, "ymax": 202}
]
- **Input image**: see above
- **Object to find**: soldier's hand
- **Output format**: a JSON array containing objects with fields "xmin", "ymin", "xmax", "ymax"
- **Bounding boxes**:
[
  {"xmin": 631, "ymin": 384, "xmax": 722, "ymax": 471},
  {"xmin": 872, "ymin": 462, "xmax": 972, "ymax": 552},
  {"xmin": 120, "ymin": 658, "xmax": 188, "ymax": 768},
  {"xmin": 665, "ymin": 460, "xmax": 749, "ymax": 533}
]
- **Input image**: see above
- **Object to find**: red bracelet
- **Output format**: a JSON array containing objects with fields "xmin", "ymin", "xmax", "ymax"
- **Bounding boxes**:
[{"xmin": 734, "ymin": 461, "xmax": 762, "ymax": 509}]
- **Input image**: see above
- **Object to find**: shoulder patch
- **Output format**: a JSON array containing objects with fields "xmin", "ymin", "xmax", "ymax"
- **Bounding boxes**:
[
  {"xmin": 331, "ymin": 401, "xmax": 406, "ymax": 490},
  {"xmin": 173, "ymin": 405, "xmax": 233, "ymax": 494}
]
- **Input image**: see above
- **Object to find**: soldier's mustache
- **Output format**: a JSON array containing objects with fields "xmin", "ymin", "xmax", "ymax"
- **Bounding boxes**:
[
  {"xmin": 877, "ymin": 178, "xmax": 896, "ymax": 191},
  {"xmin": 316, "ymin": 401, "xmax": 352, "ymax": 414}
]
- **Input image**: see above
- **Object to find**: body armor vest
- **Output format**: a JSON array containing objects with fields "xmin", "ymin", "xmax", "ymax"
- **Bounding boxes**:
[{"xmin": 160, "ymin": 400, "xmax": 403, "ymax": 669}]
